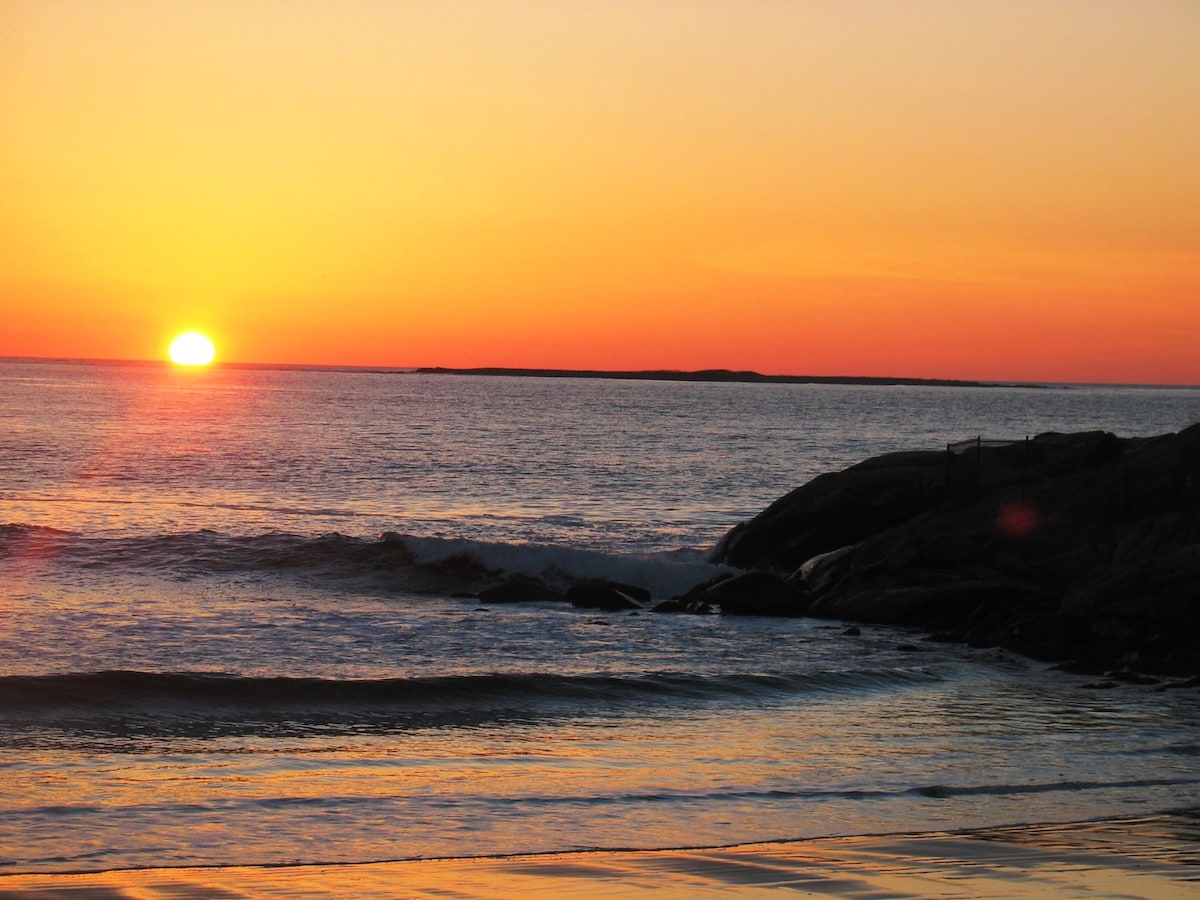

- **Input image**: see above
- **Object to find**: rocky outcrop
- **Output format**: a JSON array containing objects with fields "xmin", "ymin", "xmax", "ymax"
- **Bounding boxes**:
[
  {"xmin": 712, "ymin": 449, "xmax": 951, "ymax": 572},
  {"xmin": 713, "ymin": 425, "xmax": 1200, "ymax": 675}
]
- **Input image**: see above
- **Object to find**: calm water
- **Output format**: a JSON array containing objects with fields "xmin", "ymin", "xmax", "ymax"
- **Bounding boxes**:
[{"xmin": 2, "ymin": 359, "xmax": 1199, "ymax": 874}]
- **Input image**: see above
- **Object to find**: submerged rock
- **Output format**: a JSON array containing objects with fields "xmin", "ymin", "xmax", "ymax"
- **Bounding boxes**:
[
  {"xmin": 714, "ymin": 425, "xmax": 1200, "ymax": 675},
  {"xmin": 675, "ymin": 571, "xmax": 807, "ymax": 617},
  {"xmin": 566, "ymin": 580, "xmax": 650, "ymax": 611},
  {"xmin": 477, "ymin": 574, "xmax": 565, "ymax": 605}
]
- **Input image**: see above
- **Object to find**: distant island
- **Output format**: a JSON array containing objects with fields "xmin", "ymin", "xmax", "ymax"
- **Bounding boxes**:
[
  {"xmin": 0, "ymin": 359, "xmax": 1056, "ymax": 387},
  {"xmin": 417, "ymin": 367, "xmax": 996, "ymax": 388}
]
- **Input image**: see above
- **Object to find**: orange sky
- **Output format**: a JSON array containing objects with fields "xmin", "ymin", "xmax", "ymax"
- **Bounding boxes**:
[{"xmin": 2, "ymin": 1, "xmax": 1197, "ymax": 383}]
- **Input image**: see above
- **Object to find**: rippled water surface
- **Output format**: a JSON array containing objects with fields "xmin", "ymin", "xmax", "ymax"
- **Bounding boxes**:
[
  {"xmin": 5, "ymin": 361, "xmax": 1199, "ymax": 547},
  {"xmin": 2, "ymin": 359, "xmax": 1199, "ymax": 874}
]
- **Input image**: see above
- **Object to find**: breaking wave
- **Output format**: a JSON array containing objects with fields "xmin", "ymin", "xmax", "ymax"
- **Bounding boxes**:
[{"xmin": 0, "ymin": 524, "xmax": 724, "ymax": 599}]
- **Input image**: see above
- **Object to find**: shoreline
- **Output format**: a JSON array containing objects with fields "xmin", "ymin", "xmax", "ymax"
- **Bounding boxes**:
[{"xmin": 3, "ymin": 809, "xmax": 1196, "ymax": 898}]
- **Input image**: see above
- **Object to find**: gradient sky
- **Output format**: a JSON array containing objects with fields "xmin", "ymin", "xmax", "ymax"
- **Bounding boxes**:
[{"xmin": 2, "ymin": 1, "xmax": 1197, "ymax": 383}]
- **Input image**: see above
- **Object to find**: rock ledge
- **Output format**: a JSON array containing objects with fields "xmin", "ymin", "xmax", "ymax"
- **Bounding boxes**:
[{"xmin": 711, "ymin": 426, "xmax": 1200, "ymax": 676}]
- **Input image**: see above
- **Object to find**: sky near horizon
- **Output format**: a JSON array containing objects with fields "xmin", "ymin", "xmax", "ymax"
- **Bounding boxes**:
[{"xmin": 2, "ymin": 1, "xmax": 1197, "ymax": 383}]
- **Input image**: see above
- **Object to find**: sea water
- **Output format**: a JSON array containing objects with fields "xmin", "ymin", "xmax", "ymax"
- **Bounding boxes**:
[{"xmin": 1, "ymin": 358, "xmax": 1199, "ymax": 874}]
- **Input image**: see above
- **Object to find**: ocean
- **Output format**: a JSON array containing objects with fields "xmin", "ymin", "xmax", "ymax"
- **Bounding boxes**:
[{"xmin": 2, "ymin": 358, "xmax": 1199, "ymax": 875}]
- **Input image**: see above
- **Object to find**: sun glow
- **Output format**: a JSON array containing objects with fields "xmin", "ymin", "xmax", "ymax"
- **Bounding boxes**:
[
  {"xmin": 1, "ymin": 5, "xmax": 1198, "ymax": 382},
  {"xmin": 168, "ymin": 332, "xmax": 216, "ymax": 366}
]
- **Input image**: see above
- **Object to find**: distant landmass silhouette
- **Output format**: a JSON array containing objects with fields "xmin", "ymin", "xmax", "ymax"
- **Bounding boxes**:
[{"xmin": 417, "ymin": 367, "xmax": 992, "ymax": 388}]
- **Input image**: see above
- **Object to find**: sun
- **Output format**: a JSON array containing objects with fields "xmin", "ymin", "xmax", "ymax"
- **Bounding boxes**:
[{"xmin": 168, "ymin": 331, "xmax": 216, "ymax": 366}]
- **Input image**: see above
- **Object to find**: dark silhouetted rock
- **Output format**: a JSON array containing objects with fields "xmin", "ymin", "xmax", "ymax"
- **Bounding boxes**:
[
  {"xmin": 711, "ymin": 450, "xmax": 948, "ymax": 573},
  {"xmin": 477, "ymin": 574, "xmax": 564, "ymax": 605},
  {"xmin": 677, "ymin": 571, "xmax": 807, "ymax": 617},
  {"xmin": 714, "ymin": 424, "xmax": 1200, "ymax": 675},
  {"xmin": 566, "ymin": 580, "xmax": 650, "ymax": 611}
]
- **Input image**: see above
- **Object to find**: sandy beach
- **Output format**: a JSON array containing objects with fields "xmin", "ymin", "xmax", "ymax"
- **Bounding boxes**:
[{"xmin": 2, "ymin": 810, "xmax": 1196, "ymax": 899}]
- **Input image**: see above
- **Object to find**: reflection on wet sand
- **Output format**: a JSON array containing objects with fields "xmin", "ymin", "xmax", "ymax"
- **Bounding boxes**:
[{"xmin": 1, "ymin": 810, "xmax": 1196, "ymax": 899}]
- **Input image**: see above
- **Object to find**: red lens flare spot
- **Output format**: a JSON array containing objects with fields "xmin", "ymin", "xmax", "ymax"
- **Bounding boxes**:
[{"xmin": 998, "ymin": 502, "xmax": 1038, "ymax": 537}]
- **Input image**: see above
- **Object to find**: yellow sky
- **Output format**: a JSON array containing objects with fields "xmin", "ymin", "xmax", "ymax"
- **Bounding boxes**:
[{"xmin": 2, "ymin": 1, "xmax": 1198, "ymax": 382}]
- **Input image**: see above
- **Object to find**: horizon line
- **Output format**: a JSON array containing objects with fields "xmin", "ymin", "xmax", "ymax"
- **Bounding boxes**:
[{"xmin": 2, "ymin": 355, "xmax": 1198, "ymax": 389}]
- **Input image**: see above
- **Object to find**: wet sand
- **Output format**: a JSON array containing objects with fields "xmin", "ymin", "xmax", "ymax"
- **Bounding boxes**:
[{"xmin": 1, "ymin": 810, "xmax": 1197, "ymax": 899}]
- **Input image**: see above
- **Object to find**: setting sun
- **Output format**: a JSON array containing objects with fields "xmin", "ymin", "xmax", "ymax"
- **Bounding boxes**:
[{"xmin": 168, "ymin": 332, "xmax": 216, "ymax": 366}]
